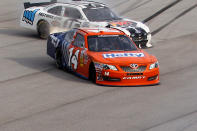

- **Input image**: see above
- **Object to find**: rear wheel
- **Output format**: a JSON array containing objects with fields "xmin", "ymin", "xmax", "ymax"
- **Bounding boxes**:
[
  {"xmin": 55, "ymin": 49, "xmax": 63, "ymax": 69},
  {"xmin": 37, "ymin": 20, "xmax": 50, "ymax": 39},
  {"xmin": 89, "ymin": 63, "xmax": 96, "ymax": 83}
]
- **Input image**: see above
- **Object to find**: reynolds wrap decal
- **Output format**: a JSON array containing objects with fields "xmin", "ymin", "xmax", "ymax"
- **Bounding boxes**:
[
  {"xmin": 22, "ymin": 9, "xmax": 40, "ymax": 25},
  {"xmin": 103, "ymin": 53, "xmax": 144, "ymax": 58}
]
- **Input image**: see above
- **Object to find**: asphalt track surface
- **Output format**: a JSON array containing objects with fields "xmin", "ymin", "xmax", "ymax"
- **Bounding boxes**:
[{"xmin": 0, "ymin": 0, "xmax": 197, "ymax": 131}]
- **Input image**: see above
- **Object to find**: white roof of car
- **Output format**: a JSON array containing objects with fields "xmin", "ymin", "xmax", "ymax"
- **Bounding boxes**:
[{"xmin": 54, "ymin": 1, "xmax": 106, "ymax": 9}]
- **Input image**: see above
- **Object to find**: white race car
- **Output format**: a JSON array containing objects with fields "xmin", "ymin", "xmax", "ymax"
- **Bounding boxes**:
[{"xmin": 20, "ymin": 0, "xmax": 152, "ymax": 48}]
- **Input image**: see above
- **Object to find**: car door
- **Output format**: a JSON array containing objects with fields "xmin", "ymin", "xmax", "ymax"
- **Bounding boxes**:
[
  {"xmin": 67, "ymin": 33, "xmax": 87, "ymax": 76},
  {"xmin": 62, "ymin": 6, "xmax": 85, "ymax": 29}
]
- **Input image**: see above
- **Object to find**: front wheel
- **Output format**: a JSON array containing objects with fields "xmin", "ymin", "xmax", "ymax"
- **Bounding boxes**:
[
  {"xmin": 37, "ymin": 21, "xmax": 50, "ymax": 39},
  {"xmin": 89, "ymin": 63, "xmax": 96, "ymax": 83}
]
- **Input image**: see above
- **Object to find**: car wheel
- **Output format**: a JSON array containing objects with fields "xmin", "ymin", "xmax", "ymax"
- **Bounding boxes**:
[
  {"xmin": 55, "ymin": 50, "xmax": 63, "ymax": 69},
  {"xmin": 89, "ymin": 63, "xmax": 96, "ymax": 83},
  {"xmin": 37, "ymin": 21, "xmax": 50, "ymax": 39}
]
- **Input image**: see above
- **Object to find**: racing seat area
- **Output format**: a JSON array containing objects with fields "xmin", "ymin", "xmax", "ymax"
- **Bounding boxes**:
[{"xmin": 98, "ymin": 38, "xmax": 115, "ymax": 52}]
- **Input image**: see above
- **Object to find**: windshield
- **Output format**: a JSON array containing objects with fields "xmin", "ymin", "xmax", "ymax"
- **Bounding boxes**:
[
  {"xmin": 88, "ymin": 35, "xmax": 137, "ymax": 52},
  {"xmin": 83, "ymin": 7, "xmax": 121, "ymax": 22}
]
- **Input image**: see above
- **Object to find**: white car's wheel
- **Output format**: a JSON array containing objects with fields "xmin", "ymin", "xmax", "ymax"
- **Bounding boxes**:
[{"xmin": 37, "ymin": 21, "xmax": 50, "ymax": 39}]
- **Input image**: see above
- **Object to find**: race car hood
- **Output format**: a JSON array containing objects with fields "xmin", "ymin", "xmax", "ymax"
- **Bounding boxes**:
[
  {"xmin": 89, "ymin": 19, "xmax": 150, "ymax": 33},
  {"xmin": 109, "ymin": 19, "xmax": 150, "ymax": 33},
  {"xmin": 89, "ymin": 20, "xmax": 137, "ymax": 28},
  {"xmin": 89, "ymin": 50, "xmax": 156, "ymax": 65}
]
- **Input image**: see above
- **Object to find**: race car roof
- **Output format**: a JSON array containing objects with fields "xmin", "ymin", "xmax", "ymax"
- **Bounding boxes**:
[
  {"xmin": 78, "ymin": 28, "xmax": 125, "ymax": 36},
  {"xmin": 57, "ymin": 1, "xmax": 106, "ymax": 9},
  {"xmin": 24, "ymin": 0, "xmax": 106, "ymax": 9}
]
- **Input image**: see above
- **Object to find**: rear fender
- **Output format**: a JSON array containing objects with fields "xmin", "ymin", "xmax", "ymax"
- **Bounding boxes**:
[
  {"xmin": 47, "ymin": 32, "xmax": 68, "ymax": 59},
  {"xmin": 47, "ymin": 34, "xmax": 61, "ymax": 59}
]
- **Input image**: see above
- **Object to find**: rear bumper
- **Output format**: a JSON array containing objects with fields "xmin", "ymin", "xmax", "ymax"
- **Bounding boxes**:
[{"xmin": 95, "ymin": 68, "xmax": 159, "ymax": 86}]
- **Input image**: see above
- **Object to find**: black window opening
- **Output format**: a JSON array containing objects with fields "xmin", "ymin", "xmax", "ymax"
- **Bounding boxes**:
[
  {"xmin": 88, "ymin": 35, "xmax": 137, "ymax": 52},
  {"xmin": 83, "ymin": 7, "xmax": 121, "ymax": 22},
  {"xmin": 48, "ymin": 6, "xmax": 62, "ymax": 16},
  {"xmin": 64, "ymin": 7, "xmax": 82, "ymax": 19}
]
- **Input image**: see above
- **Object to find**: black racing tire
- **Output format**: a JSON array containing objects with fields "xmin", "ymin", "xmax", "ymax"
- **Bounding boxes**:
[
  {"xmin": 37, "ymin": 20, "xmax": 50, "ymax": 39},
  {"xmin": 89, "ymin": 63, "xmax": 96, "ymax": 83},
  {"xmin": 55, "ymin": 49, "xmax": 63, "ymax": 69}
]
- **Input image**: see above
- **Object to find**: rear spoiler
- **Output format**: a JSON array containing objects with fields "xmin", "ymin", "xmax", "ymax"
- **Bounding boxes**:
[{"xmin": 24, "ymin": 0, "xmax": 57, "ymax": 9}]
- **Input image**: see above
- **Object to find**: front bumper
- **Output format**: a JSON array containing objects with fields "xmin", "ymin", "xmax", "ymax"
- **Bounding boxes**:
[{"xmin": 95, "ymin": 68, "xmax": 159, "ymax": 86}]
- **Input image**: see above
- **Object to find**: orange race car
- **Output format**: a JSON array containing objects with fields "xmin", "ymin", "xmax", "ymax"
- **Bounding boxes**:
[{"xmin": 47, "ymin": 28, "xmax": 159, "ymax": 86}]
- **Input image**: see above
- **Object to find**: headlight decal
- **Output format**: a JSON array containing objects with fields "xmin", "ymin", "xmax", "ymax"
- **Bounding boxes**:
[
  {"xmin": 103, "ymin": 64, "xmax": 118, "ymax": 71},
  {"xmin": 94, "ymin": 62, "xmax": 118, "ymax": 71},
  {"xmin": 149, "ymin": 61, "xmax": 159, "ymax": 70}
]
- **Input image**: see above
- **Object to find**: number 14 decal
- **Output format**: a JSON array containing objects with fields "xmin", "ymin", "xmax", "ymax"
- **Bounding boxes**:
[{"xmin": 68, "ymin": 48, "xmax": 80, "ymax": 70}]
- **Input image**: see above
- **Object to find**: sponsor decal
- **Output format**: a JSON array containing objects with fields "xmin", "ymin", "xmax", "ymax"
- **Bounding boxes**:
[
  {"xmin": 51, "ymin": 35, "xmax": 60, "ymax": 48},
  {"xmin": 103, "ymin": 53, "xmax": 144, "ymax": 58},
  {"xmin": 97, "ymin": 73, "xmax": 103, "ymax": 81},
  {"xmin": 22, "ymin": 9, "xmax": 40, "ymax": 25},
  {"xmin": 39, "ymin": 13, "xmax": 62, "ymax": 20},
  {"xmin": 94, "ymin": 63, "xmax": 103, "ymax": 70},
  {"xmin": 104, "ymin": 72, "xmax": 109, "ymax": 76},
  {"xmin": 39, "ymin": 12, "xmax": 53, "ymax": 19},
  {"xmin": 130, "ymin": 64, "xmax": 138, "ymax": 69},
  {"xmin": 68, "ymin": 48, "xmax": 80, "ymax": 70},
  {"xmin": 94, "ymin": 63, "xmax": 103, "ymax": 81},
  {"xmin": 80, "ymin": 50, "xmax": 84, "ymax": 67},
  {"xmin": 123, "ymin": 76, "xmax": 145, "ymax": 80},
  {"xmin": 62, "ymin": 40, "xmax": 70, "ymax": 67}
]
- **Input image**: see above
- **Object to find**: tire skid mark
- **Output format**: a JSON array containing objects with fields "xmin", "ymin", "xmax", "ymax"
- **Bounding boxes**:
[
  {"xmin": 142, "ymin": 109, "xmax": 197, "ymax": 131},
  {"xmin": 0, "ymin": 57, "xmax": 197, "ymax": 127},
  {"xmin": 141, "ymin": 65, "xmax": 197, "ymax": 130},
  {"xmin": 119, "ymin": 0, "xmax": 144, "ymax": 15},
  {"xmin": 160, "ymin": 62, "xmax": 197, "ymax": 78},
  {"xmin": 180, "ymin": 121, "xmax": 197, "ymax": 131},
  {"xmin": 0, "ymin": 68, "xmax": 54, "ymax": 84},
  {"xmin": 0, "ymin": 10, "xmax": 17, "ymax": 17},
  {"xmin": 111, "ymin": 0, "xmax": 130, "ymax": 9},
  {"xmin": 128, "ymin": 0, "xmax": 153, "ymax": 12},
  {"xmin": 120, "ymin": 0, "xmax": 153, "ymax": 15},
  {"xmin": 0, "ymin": 39, "xmax": 39, "ymax": 49},
  {"xmin": 0, "ymin": 86, "xmax": 120, "ymax": 128},
  {"xmin": 0, "ymin": 63, "xmax": 197, "ymax": 128},
  {"xmin": 152, "ymin": 4, "xmax": 197, "ymax": 36},
  {"xmin": 0, "ymin": 18, "xmax": 17, "ymax": 23},
  {"xmin": 143, "ymin": 0, "xmax": 183, "ymax": 23}
]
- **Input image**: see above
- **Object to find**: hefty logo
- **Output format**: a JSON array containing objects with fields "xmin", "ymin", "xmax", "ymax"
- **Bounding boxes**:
[
  {"xmin": 22, "ymin": 9, "xmax": 40, "ymax": 25},
  {"xmin": 123, "ymin": 76, "xmax": 145, "ymax": 80},
  {"xmin": 103, "ymin": 53, "xmax": 144, "ymax": 58}
]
